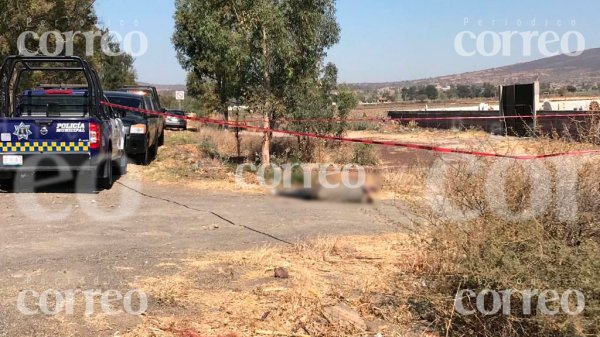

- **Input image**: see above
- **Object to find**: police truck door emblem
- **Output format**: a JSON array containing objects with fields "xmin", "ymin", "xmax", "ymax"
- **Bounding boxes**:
[
  {"xmin": 40, "ymin": 126, "xmax": 48, "ymax": 136},
  {"xmin": 13, "ymin": 122, "xmax": 32, "ymax": 140}
]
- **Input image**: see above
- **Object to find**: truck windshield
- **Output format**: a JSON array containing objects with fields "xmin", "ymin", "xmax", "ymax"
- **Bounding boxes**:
[{"xmin": 105, "ymin": 96, "xmax": 145, "ymax": 119}]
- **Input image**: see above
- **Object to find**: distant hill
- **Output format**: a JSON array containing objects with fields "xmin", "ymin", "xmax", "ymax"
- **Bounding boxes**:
[
  {"xmin": 136, "ymin": 82, "xmax": 186, "ymax": 93},
  {"xmin": 351, "ymin": 48, "xmax": 600, "ymax": 90},
  {"xmin": 140, "ymin": 48, "xmax": 600, "ymax": 93}
]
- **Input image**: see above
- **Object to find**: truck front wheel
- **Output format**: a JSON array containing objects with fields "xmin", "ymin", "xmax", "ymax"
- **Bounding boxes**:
[
  {"xmin": 137, "ymin": 139, "xmax": 151, "ymax": 166},
  {"xmin": 158, "ymin": 131, "xmax": 165, "ymax": 147}
]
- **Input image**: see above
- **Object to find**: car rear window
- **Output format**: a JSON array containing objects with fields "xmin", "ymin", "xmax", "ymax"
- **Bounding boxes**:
[
  {"xmin": 17, "ymin": 95, "xmax": 89, "ymax": 117},
  {"xmin": 106, "ymin": 96, "xmax": 145, "ymax": 118}
]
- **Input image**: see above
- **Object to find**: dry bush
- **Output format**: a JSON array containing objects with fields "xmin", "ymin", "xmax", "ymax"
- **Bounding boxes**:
[
  {"xmin": 380, "ymin": 164, "xmax": 428, "ymax": 198},
  {"xmin": 408, "ymin": 147, "xmax": 600, "ymax": 336},
  {"xmin": 575, "ymin": 114, "xmax": 600, "ymax": 145}
]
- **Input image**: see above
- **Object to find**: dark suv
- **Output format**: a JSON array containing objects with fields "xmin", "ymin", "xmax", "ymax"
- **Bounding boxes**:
[
  {"xmin": 116, "ymin": 86, "xmax": 165, "ymax": 146},
  {"xmin": 105, "ymin": 91, "xmax": 161, "ymax": 165}
]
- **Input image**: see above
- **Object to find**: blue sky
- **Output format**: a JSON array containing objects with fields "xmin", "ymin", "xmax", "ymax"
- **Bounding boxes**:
[{"xmin": 95, "ymin": 0, "xmax": 600, "ymax": 85}]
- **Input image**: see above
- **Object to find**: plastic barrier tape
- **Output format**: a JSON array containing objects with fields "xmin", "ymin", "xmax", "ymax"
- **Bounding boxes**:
[{"xmin": 100, "ymin": 101, "xmax": 600, "ymax": 160}]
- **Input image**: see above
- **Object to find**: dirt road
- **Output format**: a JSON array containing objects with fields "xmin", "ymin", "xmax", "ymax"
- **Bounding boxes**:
[{"xmin": 0, "ymin": 174, "xmax": 405, "ymax": 336}]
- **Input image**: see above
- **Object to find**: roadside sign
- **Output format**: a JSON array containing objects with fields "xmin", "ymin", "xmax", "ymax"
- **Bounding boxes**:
[{"xmin": 175, "ymin": 91, "xmax": 185, "ymax": 101}]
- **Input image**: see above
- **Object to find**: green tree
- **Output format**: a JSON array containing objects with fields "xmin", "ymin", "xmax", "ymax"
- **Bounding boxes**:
[
  {"xmin": 174, "ymin": 0, "xmax": 340, "ymax": 164},
  {"xmin": 401, "ymin": 87, "xmax": 409, "ymax": 101},
  {"xmin": 334, "ymin": 84, "xmax": 358, "ymax": 136},
  {"xmin": 172, "ymin": 0, "xmax": 249, "ymax": 123},
  {"xmin": 470, "ymin": 85, "xmax": 482, "ymax": 98},
  {"xmin": 407, "ymin": 86, "xmax": 418, "ymax": 101},
  {"xmin": 416, "ymin": 94, "xmax": 428, "ymax": 103},
  {"xmin": 558, "ymin": 87, "xmax": 568, "ymax": 97},
  {"xmin": 456, "ymin": 85, "xmax": 471, "ymax": 98},
  {"xmin": 91, "ymin": 29, "xmax": 136, "ymax": 90},
  {"xmin": 0, "ymin": 0, "xmax": 136, "ymax": 89},
  {"xmin": 160, "ymin": 94, "xmax": 177, "ymax": 110},
  {"xmin": 482, "ymin": 82, "xmax": 496, "ymax": 98},
  {"xmin": 445, "ymin": 86, "xmax": 458, "ymax": 99},
  {"xmin": 424, "ymin": 85, "xmax": 438, "ymax": 100},
  {"xmin": 186, "ymin": 71, "xmax": 220, "ymax": 116}
]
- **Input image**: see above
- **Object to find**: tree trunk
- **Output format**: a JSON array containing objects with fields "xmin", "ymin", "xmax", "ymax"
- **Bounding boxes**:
[
  {"xmin": 262, "ymin": 113, "xmax": 270, "ymax": 164},
  {"xmin": 218, "ymin": 77, "xmax": 229, "ymax": 128},
  {"xmin": 235, "ymin": 108, "xmax": 241, "ymax": 158},
  {"xmin": 260, "ymin": 26, "xmax": 272, "ymax": 165},
  {"xmin": 223, "ymin": 107, "xmax": 229, "ymax": 122}
]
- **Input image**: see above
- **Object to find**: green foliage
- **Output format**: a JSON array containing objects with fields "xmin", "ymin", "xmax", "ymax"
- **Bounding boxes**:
[
  {"xmin": 416, "ymin": 94, "xmax": 428, "ymax": 103},
  {"xmin": 91, "ymin": 30, "xmax": 136, "ymax": 90},
  {"xmin": 166, "ymin": 132, "xmax": 197, "ymax": 146},
  {"xmin": 399, "ymin": 85, "xmax": 438, "ymax": 101},
  {"xmin": 482, "ymin": 82, "xmax": 497, "ymax": 98},
  {"xmin": 335, "ymin": 85, "xmax": 359, "ymax": 135},
  {"xmin": 337, "ymin": 85, "xmax": 359, "ymax": 116},
  {"xmin": 456, "ymin": 84, "xmax": 473, "ymax": 98},
  {"xmin": 173, "ymin": 0, "xmax": 250, "ymax": 120},
  {"xmin": 185, "ymin": 72, "xmax": 222, "ymax": 116},
  {"xmin": 0, "ymin": 0, "xmax": 136, "ymax": 89},
  {"xmin": 558, "ymin": 87, "xmax": 568, "ymax": 97},
  {"xmin": 199, "ymin": 137, "xmax": 221, "ymax": 160},
  {"xmin": 351, "ymin": 144, "xmax": 379, "ymax": 166},
  {"xmin": 174, "ymin": 0, "xmax": 342, "ymax": 161},
  {"xmin": 424, "ymin": 84, "xmax": 439, "ymax": 100}
]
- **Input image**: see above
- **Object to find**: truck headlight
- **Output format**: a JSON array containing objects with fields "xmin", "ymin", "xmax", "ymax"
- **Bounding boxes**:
[{"xmin": 130, "ymin": 124, "xmax": 147, "ymax": 134}]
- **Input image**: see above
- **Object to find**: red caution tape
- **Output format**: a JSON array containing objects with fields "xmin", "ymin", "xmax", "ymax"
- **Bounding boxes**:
[
  {"xmin": 101, "ymin": 101, "xmax": 600, "ymax": 160},
  {"xmin": 240, "ymin": 113, "xmax": 596, "ymax": 124}
]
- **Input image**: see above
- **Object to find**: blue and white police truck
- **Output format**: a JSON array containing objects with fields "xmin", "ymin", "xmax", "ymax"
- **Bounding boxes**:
[{"xmin": 0, "ymin": 56, "xmax": 126, "ymax": 190}]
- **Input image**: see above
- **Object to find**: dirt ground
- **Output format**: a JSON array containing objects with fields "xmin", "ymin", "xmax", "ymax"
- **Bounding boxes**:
[
  {"xmin": 2, "ymin": 122, "xmax": 597, "ymax": 337},
  {"xmin": 0, "ymin": 170, "xmax": 408, "ymax": 337}
]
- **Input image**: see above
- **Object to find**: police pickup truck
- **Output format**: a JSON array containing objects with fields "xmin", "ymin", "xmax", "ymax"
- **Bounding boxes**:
[{"xmin": 0, "ymin": 56, "xmax": 126, "ymax": 190}]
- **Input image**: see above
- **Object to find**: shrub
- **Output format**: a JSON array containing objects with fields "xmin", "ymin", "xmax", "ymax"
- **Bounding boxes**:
[
  {"xmin": 410, "ymin": 156, "xmax": 600, "ymax": 337},
  {"xmin": 199, "ymin": 137, "xmax": 221, "ymax": 160},
  {"xmin": 351, "ymin": 144, "xmax": 379, "ymax": 166}
]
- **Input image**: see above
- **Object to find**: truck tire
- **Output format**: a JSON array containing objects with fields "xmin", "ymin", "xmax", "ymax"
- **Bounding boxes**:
[
  {"xmin": 158, "ymin": 131, "xmax": 165, "ymax": 147},
  {"xmin": 0, "ymin": 173, "xmax": 15, "ymax": 192},
  {"xmin": 98, "ymin": 152, "xmax": 114, "ymax": 190},
  {"xmin": 137, "ymin": 140, "xmax": 151, "ymax": 166},
  {"xmin": 117, "ymin": 153, "xmax": 128, "ymax": 175},
  {"xmin": 151, "ymin": 141, "xmax": 159, "ymax": 159}
]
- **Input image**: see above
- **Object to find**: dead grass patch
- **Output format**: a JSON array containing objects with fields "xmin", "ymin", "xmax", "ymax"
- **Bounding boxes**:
[{"xmin": 122, "ymin": 234, "xmax": 432, "ymax": 337}]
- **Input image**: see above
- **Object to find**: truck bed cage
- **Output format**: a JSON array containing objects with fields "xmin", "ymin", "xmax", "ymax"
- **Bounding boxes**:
[{"xmin": 0, "ymin": 56, "xmax": 104, "ymax": 118}]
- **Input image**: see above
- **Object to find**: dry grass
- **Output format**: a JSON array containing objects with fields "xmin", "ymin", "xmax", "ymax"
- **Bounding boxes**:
[
  {"xmin": 130, "ymin": 128, "xmax": 264, "ymax": 194},
  {"xmin": 122, "ymin": 234, "xmax": 434, "ymax": 337},
  {"xmin": 125, "ymin": 121, "xmax": 600, "ymax": 337},
  {"xmin": 137, "ymin": 123, "xmax": 600, "ymax": 205},
  {"xmin": 349, "ymin": 128, "xmax": 597, "ymax": 157},
  {"xmin": 401, "ymin": 148, "xmax": 600, "ymax": 336},
  {"xmin": 134, "ymin": 127, "xmax": 368, "ymax": 193}
]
